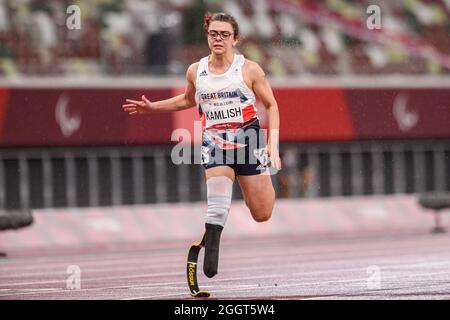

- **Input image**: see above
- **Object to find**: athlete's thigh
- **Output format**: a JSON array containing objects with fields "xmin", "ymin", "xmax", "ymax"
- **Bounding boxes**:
[
  {"xmin": 237, "ymin": 172, "xmax": 275, "ymax": 207},
  {"xmin": 205, "ymin": 165, "xmax": 235, "ymax": 182}
]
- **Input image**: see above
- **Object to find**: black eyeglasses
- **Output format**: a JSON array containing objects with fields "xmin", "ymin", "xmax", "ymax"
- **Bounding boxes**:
[{"xmin": 207, "ymin": 30, "xmax": 234, "ymax": 40}]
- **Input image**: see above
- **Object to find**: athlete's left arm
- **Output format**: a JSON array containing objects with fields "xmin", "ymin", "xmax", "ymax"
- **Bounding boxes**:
[{"xmin": 247, "ymin": 61, "xmax": 282, "ymax": 171}]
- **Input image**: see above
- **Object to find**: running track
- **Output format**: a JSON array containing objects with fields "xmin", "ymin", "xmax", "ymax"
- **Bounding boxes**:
[{"xmin": 1, "ymin": 232, "xmax": 450, "ymax": 300}]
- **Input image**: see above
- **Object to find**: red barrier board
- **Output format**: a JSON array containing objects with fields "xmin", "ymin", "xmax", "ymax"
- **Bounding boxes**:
[
  {"xmin": 0, "ymin": 88, "xmax": 173, "ymax": 146},
  {"xmin": 345, "ymin": 89, "xmax": 450, "ymax": 140},
  {"xmin": 0, "ymin": 86, "xmax": 448, "ymax": 146}
]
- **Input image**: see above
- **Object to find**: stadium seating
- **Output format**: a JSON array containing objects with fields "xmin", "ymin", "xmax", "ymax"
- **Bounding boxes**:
[{"xmin": 0, "ymin": 0, "xmax": 449, "ymax": 76}]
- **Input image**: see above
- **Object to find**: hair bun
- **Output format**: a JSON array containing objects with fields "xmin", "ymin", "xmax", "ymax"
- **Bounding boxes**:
[{"xmin": 204, "ymin": 15, "xmax": 212, "ymax": 25}]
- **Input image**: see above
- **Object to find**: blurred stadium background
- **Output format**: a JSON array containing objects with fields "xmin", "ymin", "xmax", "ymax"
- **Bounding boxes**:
[
  {"xmin": 0, "ymin": 0, "xmax": 448, "ymax": 206},
  {"xmin": 1, "ymin": 0, "xmax": 450, "ymax": 76},
  {"xmin": 0, "ymin": 0, "xmax": 449, "ymax": 300}
]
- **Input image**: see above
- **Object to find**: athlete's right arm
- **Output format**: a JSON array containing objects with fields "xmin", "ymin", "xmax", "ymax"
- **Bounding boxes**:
[{"xmin": 122, "ymin": 63, "xmax": 198, "ymax": 115}]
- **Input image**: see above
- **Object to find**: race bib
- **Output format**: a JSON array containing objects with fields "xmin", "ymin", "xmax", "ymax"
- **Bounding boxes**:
[{"xmin": 203, "ymin": 103, "xmax": 244, "ymax": 128}]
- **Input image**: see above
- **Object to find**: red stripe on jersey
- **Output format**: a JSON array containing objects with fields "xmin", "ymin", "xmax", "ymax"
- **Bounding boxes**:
[
  {"xmin": 199, "ymin": 112, "xmax": 206, "ymax": 128},
  {"xmin": 208, "ymin": 122, "xmax": 242, "ymax": 130},
  {"xmin": 242, "ymin": 104, "xmax": 257, "ymax": 121}
]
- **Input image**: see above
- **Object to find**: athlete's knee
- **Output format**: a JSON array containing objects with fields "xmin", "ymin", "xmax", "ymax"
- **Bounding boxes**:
[
  {"xmin": 248, "ymin": 196, "xmax": 274, "ymax": 223},
  {"xmin": 251, "ymin": 209, "xmax": 272, "ymax": 222},
  {"xmin": 205, "ymin": 176, "xmax": 233, "ymax": 227}
]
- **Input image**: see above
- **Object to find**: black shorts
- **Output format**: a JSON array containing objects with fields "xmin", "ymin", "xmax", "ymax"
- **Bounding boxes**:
[{"xmin": 201, "ymin": 120, "xmax": 269, "ymax": 176}]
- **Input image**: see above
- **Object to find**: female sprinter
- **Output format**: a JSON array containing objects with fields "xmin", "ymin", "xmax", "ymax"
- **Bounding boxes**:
[{"xmin": 122, "ymin": 12, "xmax": 281, "ymax": 297}]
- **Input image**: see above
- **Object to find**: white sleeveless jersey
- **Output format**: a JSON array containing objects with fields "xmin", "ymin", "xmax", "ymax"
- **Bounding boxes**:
[{"xmin": 195, "ymin": 54, "xmax": 258, "ymax": 130}]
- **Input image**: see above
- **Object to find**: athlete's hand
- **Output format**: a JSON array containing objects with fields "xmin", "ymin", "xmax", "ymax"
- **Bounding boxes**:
[
  {"xmin": 267, "ymin": 143, "xmax": 282, "ymax": 171},
  {"xmin": 122, "ymin": 95, "xmax": 153, "ymax": 115}
]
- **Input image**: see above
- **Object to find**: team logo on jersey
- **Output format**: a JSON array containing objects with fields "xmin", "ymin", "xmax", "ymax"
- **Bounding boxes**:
[
  {"xmin": 236, "ymin": 88, "xmax": 248, "ymax": 103},
  {"xmin": 199, "ymin": 70, "xmax": 208, "ymax": 76}
]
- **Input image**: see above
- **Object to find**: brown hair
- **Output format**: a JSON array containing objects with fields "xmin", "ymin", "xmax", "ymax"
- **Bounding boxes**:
[{"xmin": 203, "ymin": 12, "xmax": 240, "ymax": 40}]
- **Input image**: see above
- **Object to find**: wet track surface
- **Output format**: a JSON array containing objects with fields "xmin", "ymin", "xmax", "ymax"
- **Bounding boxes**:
[{"xmin": 1, "ymin": 232, "xmax": 450, "ymax": 300}]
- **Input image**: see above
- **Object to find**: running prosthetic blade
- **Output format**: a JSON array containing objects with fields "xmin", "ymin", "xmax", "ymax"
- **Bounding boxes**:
[
  {"xmin": 203, "ymin": 223, "xmax": 224, "ymax": 278},
  {"xmin": 186, "ymin": 233, "xmax": 210, "ymax": 298}
]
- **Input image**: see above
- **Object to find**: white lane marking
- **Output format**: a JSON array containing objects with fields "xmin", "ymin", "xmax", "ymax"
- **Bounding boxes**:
[
  {"xmin": 1, "ymin": 241, "xmax": 448, "ymax": 277},
  {"xmin": 122, "ymin": 271, "xmax": 450, "ymax": 300},
  {"xmin": 1, "ymin": 235, "xmax": 446, "ymax": 270},
  {"xmin": 2, "ymin": 260, "xmax": 450, "ymax": 298},
  {"xmin": 2, "ymin": 254, "xmax": 450, "ymax": 288}
]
